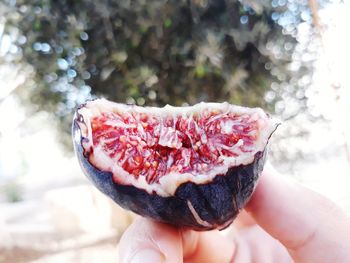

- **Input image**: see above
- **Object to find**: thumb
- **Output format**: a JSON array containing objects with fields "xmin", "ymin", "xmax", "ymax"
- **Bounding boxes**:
[{"xmin": 246, "ymin": 165, "xmax": 350, "ymax": 263}]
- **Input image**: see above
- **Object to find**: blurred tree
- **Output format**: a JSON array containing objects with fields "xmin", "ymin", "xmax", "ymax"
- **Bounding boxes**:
[{"xmin": 2, "ymin": 0, "xmax": 315, "ymax": 148}]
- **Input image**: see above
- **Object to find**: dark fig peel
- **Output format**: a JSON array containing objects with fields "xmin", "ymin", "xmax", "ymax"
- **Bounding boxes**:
[{"xmin": 73, "ymin": 99, "xmax": 278, "ymax": 230}]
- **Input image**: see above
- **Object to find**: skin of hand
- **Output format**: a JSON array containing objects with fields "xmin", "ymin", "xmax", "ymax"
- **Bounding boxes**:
[{"xmin": 118, "ymin": 165, "xmax": 350, "ymax": 263}]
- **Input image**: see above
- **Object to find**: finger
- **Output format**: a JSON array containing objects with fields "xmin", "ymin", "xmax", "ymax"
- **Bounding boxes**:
[
  {"xmin": 118, "ymin": 217, "xmax": 236, "ymax": 263},
  {"xmin": 234, "ymin": 210, "xmax": 256, "ymax": 229},
  {"xmin": 118, "ymin": 217, "xmax": 182, "ymax": 263},
  {"xmin": 182, "ymin": 228, "xmax": 235, "ymax": 263},
  {"xmin": 240, "ymin": 225, "xmax": 293, "ymax": 263},
  {"xmin": 246, "ymin": 165, "xmax": 350, "ymax": 263}
]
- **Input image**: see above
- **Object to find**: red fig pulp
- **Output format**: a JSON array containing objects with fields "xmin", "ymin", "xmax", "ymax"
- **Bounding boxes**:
[{"xmin": 73, "ymin": 99, "xmax": 278, "ymax": 230}]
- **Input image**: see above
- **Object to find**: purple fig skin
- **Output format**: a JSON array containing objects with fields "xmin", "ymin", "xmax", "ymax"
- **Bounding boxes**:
[{"xmin": 73, "ymin": 114, "xmax": 267, "ymax": 231}]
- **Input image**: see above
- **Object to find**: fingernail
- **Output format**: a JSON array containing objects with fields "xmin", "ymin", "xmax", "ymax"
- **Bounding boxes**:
[{"xmin": 129, "ymin": 249, "xmax": 165, "ymax": 263}]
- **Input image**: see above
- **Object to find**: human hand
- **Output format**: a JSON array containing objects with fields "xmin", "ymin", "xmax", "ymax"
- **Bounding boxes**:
[{"xmin": 118, "ymin": 166, "xmax": 350, "ymax": 263}]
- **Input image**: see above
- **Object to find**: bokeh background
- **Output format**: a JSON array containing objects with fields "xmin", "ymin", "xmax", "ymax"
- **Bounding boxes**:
[{"xmin": 0, "ymin": 0, "xmax": 350, "ymax": 262}]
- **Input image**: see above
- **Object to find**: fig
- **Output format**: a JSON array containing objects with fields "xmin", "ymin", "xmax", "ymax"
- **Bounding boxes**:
[{"xmin": 73, "ymin": 99, "xmax": 278, "ymax": 231}]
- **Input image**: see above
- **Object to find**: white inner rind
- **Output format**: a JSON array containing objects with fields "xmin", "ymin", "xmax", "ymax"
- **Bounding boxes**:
[{"xmin": 77, "ymin": 99, "xmax": 279, "ymax": 197}]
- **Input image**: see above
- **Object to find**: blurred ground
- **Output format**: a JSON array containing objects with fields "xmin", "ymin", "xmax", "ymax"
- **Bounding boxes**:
[
  {"xmin": 0, "ymin": 238, "xmax": 118, "ymax": 263},
  {"xmin": 0, "ymin": 174, "xmax": 132, "ymax": 263}
]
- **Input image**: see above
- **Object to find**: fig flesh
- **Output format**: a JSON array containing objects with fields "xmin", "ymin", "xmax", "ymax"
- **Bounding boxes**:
[{"xmin": 73, "ymin": 99, "xmax": 278, "ymax": 230}]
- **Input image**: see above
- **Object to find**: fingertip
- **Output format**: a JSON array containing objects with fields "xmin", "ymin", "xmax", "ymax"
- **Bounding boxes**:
[
  {"xmin": 118, "ymin": 217, "xmax": 182, "ymax": 263},
  {"xmin": 127, "ymin": 249, "xmax": 166, "ymax": 263},
  {"xmin": 245, "ymin": 166, "xmax": 278, "ymax": 213},
  {"xmin": 182, "ymin": 229, "xmax": 236, "ymax": 263},
  {"xmin": 181, "ymin": 229, "xmax": 199, "ymax": 260},
  {"xmin": 245, "ymin": 166, "xmax": 350, "ymax": 263}
]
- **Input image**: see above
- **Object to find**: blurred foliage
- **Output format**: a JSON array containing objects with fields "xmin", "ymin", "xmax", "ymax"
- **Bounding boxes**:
[
  {"xmin": 2, "ymin": 181, "xmax": 23, "ymax": 203},
  {"xmin": 2, "ymin": 0, "xmax": 316, "ymax": 148}
]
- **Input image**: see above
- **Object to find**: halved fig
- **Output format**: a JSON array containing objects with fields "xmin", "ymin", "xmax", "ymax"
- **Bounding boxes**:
[{"xmin": 73, "ymin": 99, "xmax": 278, "ymax": 231}]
